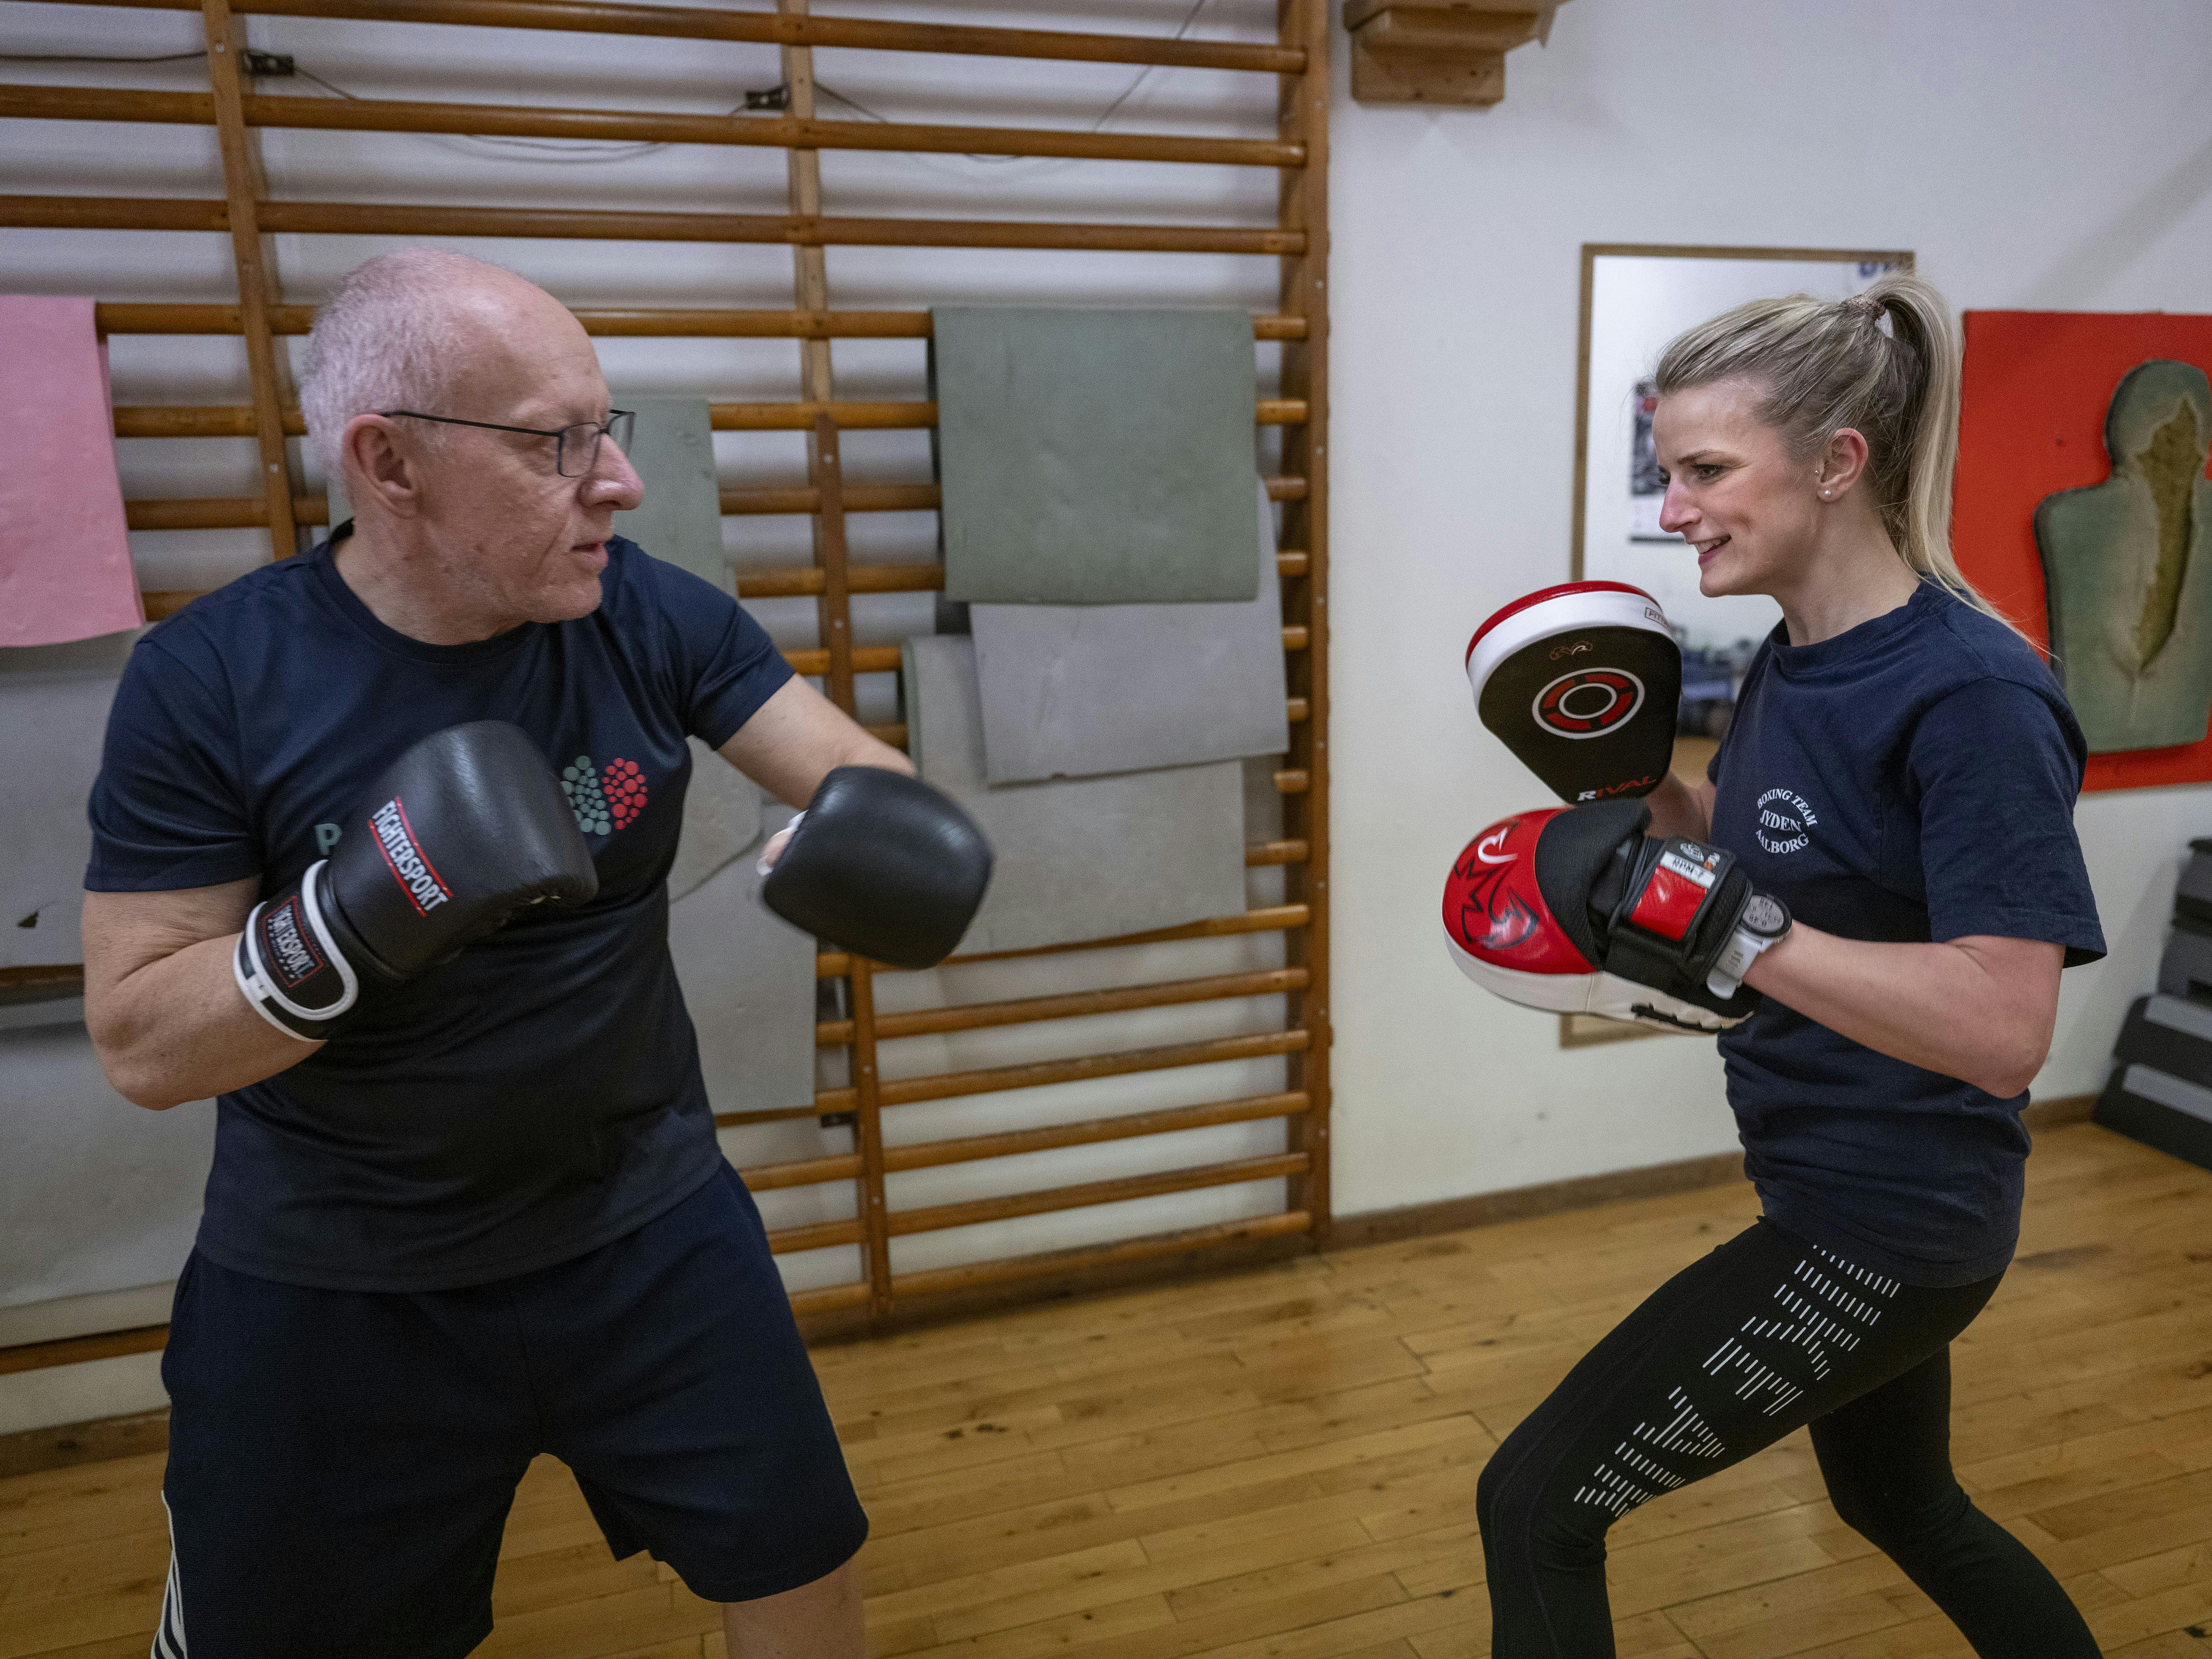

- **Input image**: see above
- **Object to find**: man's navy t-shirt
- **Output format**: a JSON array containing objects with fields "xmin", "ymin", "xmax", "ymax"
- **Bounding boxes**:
[
  {"xmin": 86, "ymin": 531, "xmax": 793, "ymax": 1293},
  {"xmin": 1709, "ymin": 584, "xmax": 2103, "ymax": 1286}
]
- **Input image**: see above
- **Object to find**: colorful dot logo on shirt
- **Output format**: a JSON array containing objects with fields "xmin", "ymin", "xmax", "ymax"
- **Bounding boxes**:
[
  {"xmin": 560, "ymin": 755, "xmax": 648, "ymax": 837},
  {"xmin": 561, "ymin": 756, "xmax": 613, "ymax": 835},
  {"xmin": 603, "ymin": 758, "xmax": 648, "ymax": 829}
]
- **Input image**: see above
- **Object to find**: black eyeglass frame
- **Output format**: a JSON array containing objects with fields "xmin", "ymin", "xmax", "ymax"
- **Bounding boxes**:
[{"xmin": 378, "ymin": 408, "xmax": 636, "ymax": 478}]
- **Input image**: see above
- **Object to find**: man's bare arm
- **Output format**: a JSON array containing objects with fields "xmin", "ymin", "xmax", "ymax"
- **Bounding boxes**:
[
  {"xmin": 717, "ymin": 675, "xmax": 912, "ymax": 806},
  {"xmin": 82, "ymin": 881, "xmax": 319, "ymax": 1110}
]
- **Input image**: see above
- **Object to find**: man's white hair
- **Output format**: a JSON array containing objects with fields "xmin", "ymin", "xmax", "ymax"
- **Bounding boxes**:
[{"xmin": 298, "ymin": 247, "xmax": 519, "ymax": 478}]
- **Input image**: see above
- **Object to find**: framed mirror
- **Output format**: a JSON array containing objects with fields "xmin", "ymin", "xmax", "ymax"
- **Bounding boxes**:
[{"xmin": 1561, "ymin": 243, "xmax": 1912, "ymax": 1050}]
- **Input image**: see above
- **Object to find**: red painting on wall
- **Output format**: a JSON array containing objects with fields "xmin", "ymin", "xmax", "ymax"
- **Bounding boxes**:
[{"xmin": 1952, "ymin": 309, "xmax": 2212, "ymax": 792}]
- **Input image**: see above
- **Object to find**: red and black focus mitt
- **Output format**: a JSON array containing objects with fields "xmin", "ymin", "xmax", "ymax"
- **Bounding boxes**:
[
  {"xmin": 1465, "ymin": 582, "xmax": 1681, "ymax": 803},
  {"xmin": 1441, "ymin": 799, "xmax": 1786, "ymax": 1034}
]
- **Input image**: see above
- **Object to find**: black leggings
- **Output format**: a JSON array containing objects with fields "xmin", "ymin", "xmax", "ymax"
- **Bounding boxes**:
[{"xmin": 1476, "ymin": 1219, "xmax": 2098, "ymax": 1657}]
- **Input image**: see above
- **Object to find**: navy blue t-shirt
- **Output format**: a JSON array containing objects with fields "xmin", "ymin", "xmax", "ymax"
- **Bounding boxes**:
[
  {"xmin": 87, "ymin": 531, "xmax": 793, "ymax": 1293},
  {"xmin": 1709, "ymin": 583, "xmax": 2104, "ymax": 1286}
]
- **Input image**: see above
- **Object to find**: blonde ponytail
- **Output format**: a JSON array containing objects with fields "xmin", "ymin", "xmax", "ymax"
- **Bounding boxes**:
[{"xmin": 1654, "ymin": 273, "xmax": 2022, "ymax": 638}]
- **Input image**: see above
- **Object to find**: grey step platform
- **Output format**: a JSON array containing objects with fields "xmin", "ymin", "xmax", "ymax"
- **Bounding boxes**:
[
  {"xmin": 2158, "ymin": 924, "xmax": 2212, "ymax": 1003},
  {"xmin": 2098, "ymin": 998, "xmax": 2212, "ymax": 1172}
]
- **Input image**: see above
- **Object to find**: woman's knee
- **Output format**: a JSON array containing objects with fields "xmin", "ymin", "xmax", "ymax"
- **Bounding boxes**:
[
  {"xmin": 1476, "ymin": 1436, "xmax": 1607, "ymax": 1570},
  {"xmin": 1827, "ymin": 1468, "xmax": 1975, "ymax": 1558}
]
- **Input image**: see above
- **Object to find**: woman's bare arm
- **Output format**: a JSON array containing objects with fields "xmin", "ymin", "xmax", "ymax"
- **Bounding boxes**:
[{"xmin": 1743, "ymin": 928, "xmax": 2061, "ymax": 1099}]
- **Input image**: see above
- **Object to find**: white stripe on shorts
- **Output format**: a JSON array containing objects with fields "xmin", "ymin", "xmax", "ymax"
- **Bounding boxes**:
[{"xmin": 152, "ymin": 1492, "xmax": 186, "ymax": 1657}]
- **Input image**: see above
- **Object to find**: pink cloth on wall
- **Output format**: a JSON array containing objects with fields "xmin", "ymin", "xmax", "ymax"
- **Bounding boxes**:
[{"xmin": 0, "ymin": 296, "xmax": 144, "ymax": 646}]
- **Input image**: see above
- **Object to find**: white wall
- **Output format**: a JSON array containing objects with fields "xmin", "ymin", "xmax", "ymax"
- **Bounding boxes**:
[{"xmin": 1328, "ymin": 0, "xmax": 2212, "ymax": 1215}]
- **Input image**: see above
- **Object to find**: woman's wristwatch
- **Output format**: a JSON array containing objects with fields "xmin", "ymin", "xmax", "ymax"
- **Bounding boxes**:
[{"xmin": 1706, "ymin": 893, "xmax": 1792, "ymax": 997}]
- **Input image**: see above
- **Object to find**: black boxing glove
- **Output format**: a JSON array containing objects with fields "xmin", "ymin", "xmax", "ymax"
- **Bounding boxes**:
[
  {"xmin": 1537, "ymin": 799, "xmax": 1784, "ymax": 1026},
  {"xmin": 233, "ymin": 721, "xmax": 599, "ymax": 1040},
  {"xmin": 761, "ymin": 767, "xmax": 992, "ymax": 970}
]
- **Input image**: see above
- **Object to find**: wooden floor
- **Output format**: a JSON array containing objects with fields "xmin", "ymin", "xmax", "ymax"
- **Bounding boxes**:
[{"xmin": 6, "ymin": 1120, "xmax": 2212, "ymax": 1658}]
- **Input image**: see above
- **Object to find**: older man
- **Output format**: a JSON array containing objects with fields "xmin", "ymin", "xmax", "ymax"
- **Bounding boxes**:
[{"xmin": 82, "ymin": 249, "xmax": 920, "ymax": 1658}]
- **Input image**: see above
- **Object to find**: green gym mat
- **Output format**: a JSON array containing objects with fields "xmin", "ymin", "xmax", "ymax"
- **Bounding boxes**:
[{"xmin": 930, "ymin": 306, "xmax": 1260, "ymax": 605}]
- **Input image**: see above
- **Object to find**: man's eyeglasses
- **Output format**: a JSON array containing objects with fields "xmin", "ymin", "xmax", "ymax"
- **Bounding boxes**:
[{"xmin": 378, "ymin": 409, "xmax": 636, "ymax": 478}]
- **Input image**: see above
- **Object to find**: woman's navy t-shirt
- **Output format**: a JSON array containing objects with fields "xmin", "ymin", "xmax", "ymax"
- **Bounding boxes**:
[
  {"xmin": 86, "ymin": 531, "xmax": 793, "ymax": 1293},
  {"xmin": 1709, "ymin": 583, "xmax": 2104, "ymax": 1287}
]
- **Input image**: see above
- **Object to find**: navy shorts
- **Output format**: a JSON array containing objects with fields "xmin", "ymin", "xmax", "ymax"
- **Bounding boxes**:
[{"xmin": 156, "ymin": 1163, "xmax": 867, "ymax": 1659}]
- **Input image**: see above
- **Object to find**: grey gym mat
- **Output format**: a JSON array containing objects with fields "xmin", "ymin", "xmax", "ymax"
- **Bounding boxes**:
[
  {"xmin": 0, "ymin": 1020, "xmax": 213, "ymax": 1309},
  {"xmin": 612, "ymin": 397, "xmax": 728, "ymax": 592},
  {"xmin": 931, "ymin": 307, "xmax": 1260, "ymax": 606},
  {"xmin": 971, "ymin": 477, "xmax": 1288, "ymax": 783},
  {"xmin": 0, "ymin": 631, "xmax": 134, "ymax": 968},
  {"xmin": 670, "ymin": 737, "xmax": 765, "ymax": 904},
  {"xmin": 667, "ymin": 805, "xmax": 817, "ymax": 1119},
  {"xmin": 904, "ymin": 635, "xmax": 1246, "ymax": 955}
]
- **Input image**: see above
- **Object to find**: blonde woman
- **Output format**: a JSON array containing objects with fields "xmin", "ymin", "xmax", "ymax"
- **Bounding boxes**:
[{"xmin": 1473, "ymin": 276, "xmax": 2104, "ymax": 1656}]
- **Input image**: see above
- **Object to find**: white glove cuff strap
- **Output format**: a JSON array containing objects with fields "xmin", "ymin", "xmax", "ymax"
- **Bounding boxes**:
[
  {"xmin": 756, "ymin": 811, "xmax": 805, "ymax": 878},
  {"xmin": 232, "ymin": 861, "xmax": 358, "ymax": 1040}
]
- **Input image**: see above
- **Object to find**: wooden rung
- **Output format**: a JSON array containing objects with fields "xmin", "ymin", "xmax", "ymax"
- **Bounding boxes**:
[
  {"xmin": 739, "ymin": 564, "xmax": 934, "ymax": 598},
  {"xmin": 1247, "ymin": 838, "xmax": 1310, "ymax": 866},
  {"xmin": 5, "ymin": 84, "xmax": 1300, "ymax": 171},
  {"xmin": 727, "ymin": 482, "xmax": 940, "ymax": 518},
  {"xmin": 880, "ymin": 1091, "xmax": 1308, "ymax": 1174},
  {"xmin": 886, "ymin": 1209, "xmax": 1312, "ymax": 1298},
  {"xmin": 289, "ymin": 86, "xmax": 1316, "ymax": 170},
  {"xmin": 58, "ymin": 0, "xmax": 1307, "ymax": 76},
  {"xmin": 739, "ymin": 1152, "xmax": 862, "ymax": 1192},
  {"xmin": 95, "ymin": 303, "xmax": 1309, "ymax": 342},
  {"xmin": 110, "ymin": 399, "xmax": 1301, "ymax": 441},
  {"xmin": 832, "ymin": 717, "xmax": 1298, "ymax": 759},
  {"xmin": 119, "ymin": 481, "xmax": 1303, "ymax": 533},
  {"xmin": 1275, "ymin": 769, "xmax": 1310, "ymax": 794},
  {"xmin": 781, "ymin": 645, "xmax": 900, "ymax": 676},
  {"xmin": 766, "ymin": 1217, "xmax": 863, "ymax": 1255},
  {"xmin": 778, "ymin": 627, "xmax": 1303, "ymax": 678},
  {"xmin": 815, "ymin": 903, "xmax": 1310, "ymax": 978},
  {"xmin": 143, "ymin": 590, "xmax": 199, "ymax": 622},
  {"xmin": 0, "ymin": 1323, "xmax": 168, "ymax": 1377},
  {"xmin": 9, "ymin": 195, "xmax": 1304, "ymax": 258},
  {"xmin": 115, "ymin": 405, "xmax": 269, "ymax": 439},
  {"xmin": 786, "ymin": 1281, "xmax": 871, "ymax": 1316},
  {"xmin": 814, "ymin": 1026, "xmax": 1310, "ymax": 1115},
  {"xmin": 884, "ymin": 1150, "xmax": 1307, "ymax": 1238},
  {"xmin": 713, "ymin": 1103, "xmax": 827, "ymax": 1128},
  {"xmin": 817, "ymin": 966, "xmax": 1308, "ymax": 1046},
  {"xmin": 737, "ymin": 549, "xmax": 1309, "ymax": 598}
]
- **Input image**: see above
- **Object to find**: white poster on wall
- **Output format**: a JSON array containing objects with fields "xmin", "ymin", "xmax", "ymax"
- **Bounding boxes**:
[{"xmin": 1583, "ymin": 254, "xmax": 1898, "ymax": 663}]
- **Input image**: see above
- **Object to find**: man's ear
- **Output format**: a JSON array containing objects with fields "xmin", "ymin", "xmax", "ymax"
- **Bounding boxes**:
[
  {"xmin": 1814, "ymin": 426, "xmax": 1873, "ymax": 498},
  {"xmin": 342, "ymin": 414, "xmax": 424, "ymax": 520}
]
